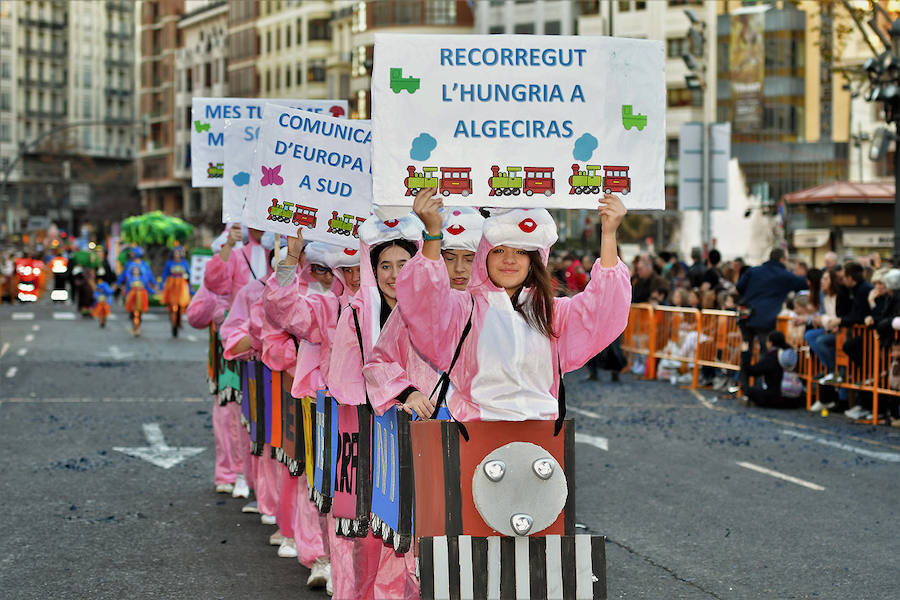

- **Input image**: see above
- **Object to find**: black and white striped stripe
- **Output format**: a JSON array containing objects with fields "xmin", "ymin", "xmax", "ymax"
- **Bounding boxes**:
[{"xmin": 419, "ymin": 534, "xmax": 606, "ymax": 600}]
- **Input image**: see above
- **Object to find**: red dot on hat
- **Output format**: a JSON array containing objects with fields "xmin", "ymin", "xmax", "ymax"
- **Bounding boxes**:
[
  {"xmin": 344, "ymin": 248, "xmax": 358, "ymax": 256},
  {"xmin": 518, "ymin": 218, "xmax": 537, "ymax": 233},
  {"xmin": 453, "ymin": 210, "xmax": 461, "ymax": 216},
  {"xmin": 447, "ymin": 224, "xmax": 465, "ymax": 235},
  {"xmin": 384, "ymin": 219, "xmax": 399, "ymax": 228}
]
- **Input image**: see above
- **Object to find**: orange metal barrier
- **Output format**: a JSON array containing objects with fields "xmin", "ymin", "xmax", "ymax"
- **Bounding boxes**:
[{"xmin": 620, "ymin": 305, "xmax": 898, "ymax": 426}]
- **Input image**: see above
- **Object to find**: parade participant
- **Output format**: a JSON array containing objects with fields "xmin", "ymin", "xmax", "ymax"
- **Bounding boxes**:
[
  {"xmin": 397, "ymin": 188, "xmax": 631, "ymax": 422},
  {"xmin": 264, "ymin": 239, "xmax": 361, "ymax": 594},
  {"xmin": 204, "ymin": 223, "xmax": 274, "ymax": 303},
  {"xmin": 160, "ymin": 244, "xmax": 192, "ymax": 337},
  {"xmin": 91, "ymin": 281, "xmax": 114, "ymax": 328},
  {"xmin": 327, "ymin": 213, "xmax": 423, "ymax": 600},
  {"xmin": 121, "ymin": 246, "xmax": 154, "ymax": 282},
  {"xmin": 117, "ymin": 262, "xmax": 157, "ymax": 337},
  {"xmin": 363, "ymin": 207, "xmax": 484, "ymax": 419},
  {"xmin": 186, "ymin": 280, "xmax": 237, "ymax": 494},
  {"xmin": 219, "ymin": 257, "xmax": 279, "ymax": 522}
]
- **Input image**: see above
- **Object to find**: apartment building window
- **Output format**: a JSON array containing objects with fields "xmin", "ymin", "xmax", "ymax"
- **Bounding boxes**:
[
  {"xmin": 425, "ymin": 0, "xmax": 456, "ymax": 25},
  {"xmin": 186, "ymin": 68, "xmax": 192, "ymax": 92},
  {"xmin": 266, "ymin": 69, "xmax": 271, "ymax": 92},
  {"xmin": 286, "ymin": 25, "xmax": 291, "ymax": 48},
  {"xmin": 82, "ymin": 97, "xmax": 90, "ymax": 118},
  {"xmin": 296, "ymin": 18, "xmax": 303, "ymax": 44},
  {"xmin": 266, "ymin": 30, "xmax": 272, "ymax": 53},
  {"xmin": 666, "ymin": 87, "xmax": 701, "ymax": 108},
  {"xmin": 83, "ymin": 68, "xmax": 91, "ymax": 88},
  {"xmin": 276, "ymin": 68, "xmax": 281, "ymax": 89},
  {"xmin": 0, "ymin": 121, "xmax": 10, "ymax": 142},
  {"xmin": 489, "ymin": 25, "xmax": 504, "ymax": 34},
  {"xmin": 0, "ymin": 91, "xmax": 9, "ymax": 111},
  {"xmin": 296, "ymin": 63, "xmax": 303, "ymax": 87},
  {"xmin": 309, "ymin": 18, "xmax": 330, "ymax": 41},
  {"xmin": 1, "ymin": 61, "xmax": 10, "ymax": 80},
  {"xmin": 308, "ymin": 59, "xmax": 325, "ymax": 83},
  {"xmin": 514, "ymin": 23, "xmax": 535, "ymax": 34},
  {"xmin": 618, "ymin": 0, "xmax": 630, "ymax": 10},
  {"xmin": 0, "ymin": 29, "xmax": 10, "ymax": 49},
  {"xmin": 285, "ymin": 66, "xmax": 291, "ymax": 88},
  {"xmin": 667, "ymin": 37, "xmax": 687, "ymax": 59},
  {"xmin": 204, "ymin": 62, "xmax": 211, "ymax": 87},
  {"xmin": 545, "ymin": 21, "xmax": 561, "ymax": 35},
  {"xmin": 668, "ymin": 0, "xmax": 702, "ymax": 5},
  {"xmin": 276, "ymin": 27, "xmax": 281, "ymax": 51}
]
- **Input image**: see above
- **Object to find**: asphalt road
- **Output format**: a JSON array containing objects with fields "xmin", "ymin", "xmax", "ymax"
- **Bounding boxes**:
[{"xmin": 1, "ymin": 300, "xmax": 899, "ymax": 599}]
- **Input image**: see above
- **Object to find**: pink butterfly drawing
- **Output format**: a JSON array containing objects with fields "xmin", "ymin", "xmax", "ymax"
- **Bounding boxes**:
[{"xmin": 260, "ymin": 165, "xmax": 284, "ymax": 187}]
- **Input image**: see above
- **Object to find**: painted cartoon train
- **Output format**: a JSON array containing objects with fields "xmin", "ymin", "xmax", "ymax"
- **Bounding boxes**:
[
  {"xmin": 569, "ymin": 163, "xmax": 631, "ymax": 195},
  {"xmin": 207, "ymin": 162, "xmax": 224, "ymax": 178},
  {"xmin": 327, "ymin": 211, "xmax": 366, "ymax": 237},
  {"xmin": 267, "ymin": 200, "xmax": 319, "ymax": 229},
  {"xmin": 405, "ymin": 166, "xmax": 473, "ymax": 197},
  {"xmin": 489, "ymin": 165, "xmax": 555, "ymax": 196}
]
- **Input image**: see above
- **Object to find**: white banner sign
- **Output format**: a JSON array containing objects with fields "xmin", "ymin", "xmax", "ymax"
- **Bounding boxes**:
[
  {"xmin": 191, "ymin": 97, "xmax": 349, "ymax": 188},
  {"xmin": 243, "ymin": 104, "xmax": 372, "ymax": 247},
  {"xmin": 372, "ymin": 34, "xmax": 665, "ymax": 210}
]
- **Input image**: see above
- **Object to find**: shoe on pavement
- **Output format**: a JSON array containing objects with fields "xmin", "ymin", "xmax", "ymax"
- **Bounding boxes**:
[
  {"xmin": 215, "ymin": 483, "xmax": 234, "ymax": 494},
  {"xmin": 277, "ymin": 537, "xmax": 297, "ymax": 558},
  {"xmin": 268, "ymin": 529, "xmax": 284, "ymax": 546},
  {"xmin": 307, "ymin": 556, "xmax": 330, "ymax": 588},
  {"xmin": 241, "ymin": 500, "xmax": 259, "ymax": 514},
  {"xmin": 809, "ymin": 401, "xmax": 825, "ymax": 412},
  {"xmin": 844, "ymin": 405, "xmax": 865, "ymax": 419},
  {"xmin": 727, "ymin": 385, "xmax": 741, "ymax": 395},
  {"xmin": 232, "ymin": 475, "xmax": 250, "ymax": 499},
  {"xmin": 261, "ymin": 513, "xmax": 277, "ymax": 526},
  {"xmin": 858, "ymin": 411, "xmax": 874, "ymax": 421}
]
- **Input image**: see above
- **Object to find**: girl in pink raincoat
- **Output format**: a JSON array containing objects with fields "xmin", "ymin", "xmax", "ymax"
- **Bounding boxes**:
[
  {"xmin": 397, "ymin": 189, "xmax": 631, "ymax": 423},
  {"xmin": 263, "ymin": 238, "xmax": 362, "ymax": 596}
]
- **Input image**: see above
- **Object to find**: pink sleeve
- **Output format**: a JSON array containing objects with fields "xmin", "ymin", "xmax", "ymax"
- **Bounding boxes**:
[
  {"xmin": 327, "ymin": 308, "xmax": 366, "ymax": 406},
  {"xmin": 395, "ymin": 251, "xmax": 469, "ymax": 371},
  {"xmin": 204, "ymin": 254, "xmax": 233, "ymax": 297},
  {"xmin": 220, "ymin": 284, "xmax": 254, "ymax": 360},
  {"xmin": 362, "ymin": 311, "xmax": 415, "ymax": 416},
  {"xmin": 553, "ymin": 259, "xmax": 632, "ymax": 373},
  {"xmin": 260, "ymin": 314, "xmax": 297, "ymax": 372},
  {"xmin": 186, "ymin": 285, "xmax": 216, "ymax": 329},
  {"xmin": 262, "ymin": 275, "xmax": 317, "ymax": 341},
  {"xmin": 248, "ymin": 296, "xmax": 264, "ymax": 355}
]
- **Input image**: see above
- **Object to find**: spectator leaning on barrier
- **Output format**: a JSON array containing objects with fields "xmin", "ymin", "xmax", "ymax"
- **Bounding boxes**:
[
  {"xmin": 688, "ymin": 246, "xmax": 706, "ymax": 289},
  {"xmin": 835, "ymin": 261, "xmax": 874, "ymax": 372},
  {"xmin": 740, "ymin": 330, "xmax": 801, "ymax": 409},
  {"xmin": 632, "ymin": 256, "xmax": 669, "ymax": 303},
  {"xmin": 735, "ymin": 248, "xmax": 808, "ymax": 387}
]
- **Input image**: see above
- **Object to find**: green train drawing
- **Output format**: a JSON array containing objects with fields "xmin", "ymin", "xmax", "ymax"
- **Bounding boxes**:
[
  {"xmin": 404, "ymin": 166, "xmax": 439, "ymax": 196},
  {"xmin": 327, "ymin": 211, "xmax": 366, "ymax": 238},
  {"xmin": 568, "ymin": 164, "xmax": 603, "ymax": 194},
  {"xmin": 488, "ymin": 165, "xmax": 523, "ymax": 196},
  {"xmin": 207, "ymin": 162, "xmax": 224, "ymax": 178}
]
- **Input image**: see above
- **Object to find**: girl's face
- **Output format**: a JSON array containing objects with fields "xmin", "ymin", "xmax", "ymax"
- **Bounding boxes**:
[
  {"xmin": 310, "ymin": 264, "xmax": 334, "ymax": 290},
  {"xmin": 340, "ymin": 266, "xmax": 361, "ymax": 294},
  {"xmin": 821, "ymin": 271, "xmax": 831, "ymax": 291},
  {"xmin": 875, "ymin": 281, "xmax": 886, "ymax": 295},
  {"xmin": 486, "ymin": 245, "xmax": 530, "ymax": 293},
  {"xmin": 441, "ymin": 249, "xmax": 475, "ymax": 291},
  {"xmin": 688, "ymin": 291, "xmax": 700, "ymax": 306},
  {"xmin": 376, "ymin": 245, "xmax": 412, "ymax": 303}
]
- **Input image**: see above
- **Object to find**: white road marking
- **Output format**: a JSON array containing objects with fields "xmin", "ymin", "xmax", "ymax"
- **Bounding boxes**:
[
  {"xmin": 53, "ymin": 312, "xmax": 76, "ymax": 320},
  {"xmin": 568, "ymin": 406, "xmax": 603, "ymax": 419},
  {"xmin": 0, "ymin": 342, "xmax": 9, "ymax": 359},
  {"xmin": 0, "ymin": 397, "xmax": 207, "ymax": 403},
  {"xmin": 5, "ymin": 367, "xmax": 16, "ymax": 378},
  {"xmin": 15, "ymin": 348, "xmax": 27, "ymax": 357},
  {"xmin": 691, "ymin": 389, "xmax": 720, "ymax": 410},
  {"xmin": 24, "ymin": 334, "xmax": 34, "ymax": 343},
  {"xmin": 186, "ymin": 334, "xmax": 198, "ymax": 342},
  {"xmin": 107, "ymin": 314, "xmax": 117, "ymax": 320},
  {"xmin": 11, "ymin": 312, "xmax": 34, "ymax": 320},
  {"xmin": 575, "ymin": 432, "xmax": 609, "ymax": 451},
  {"xmin": 112, "ymin": 423, "xmax": 204, "ymax": 469},
  {"xmin": 31, "ymin": 324, "xmax": 40, "ymax": 331},
  {"xmin": 95, "ymin": 345, "xmax": 134, "ymax": 360},
  {"xmin": 736, "ymin": 461, "xmax": 825, "ymax": 491},
  {"xmin": 781, "ymin": 429, "xmax": 900, "ymax": 463}
]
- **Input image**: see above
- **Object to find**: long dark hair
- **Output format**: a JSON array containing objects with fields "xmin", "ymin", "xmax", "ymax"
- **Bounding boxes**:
[
  {"xmin": 806, "ymin": 268, "xmax": 822, "ymax": 311},
  {"xmin": 511, "ymin": 250, "xmax": 556, "ymax": 339},
  {"xmin": 370, "ymin": 239, "xmax": 418, "ymax": 327}
]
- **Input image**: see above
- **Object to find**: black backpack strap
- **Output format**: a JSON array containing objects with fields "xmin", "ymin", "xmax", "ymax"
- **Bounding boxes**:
[
  {"xmin": 425, "ymin": 296, "xmax": 475, "ymax": 441},
  {"xmin": 554, "ymin": 351, "xmax": 566, "ymax": 436},
  {"xmin": 351, "ymin": 307, "xmax": 373, "ymax": 411}
]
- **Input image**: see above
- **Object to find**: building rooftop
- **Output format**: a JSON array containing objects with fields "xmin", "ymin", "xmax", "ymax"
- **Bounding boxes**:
[{"xmin": 783, "ymin": 180, "xmax": 895, "ymax": 204}]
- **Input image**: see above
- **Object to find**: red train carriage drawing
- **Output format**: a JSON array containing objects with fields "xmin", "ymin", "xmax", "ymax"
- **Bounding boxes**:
[
  {"xmin": 523, "ymin": 167, "xmax": 555, "ymax": 197},
  {"xmin": 602, "ymin": 165, "xmax": 631, "ymax": 195},
  {"xmin": 439, "ymin": 167, "xmax": 472, "ymax": 197},
  {"xmin": 292, "ymin": 204, "xmax": 318, "ymax": 229}
]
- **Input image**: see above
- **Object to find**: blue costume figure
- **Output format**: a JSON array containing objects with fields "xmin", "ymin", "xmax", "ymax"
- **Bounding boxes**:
[
  {"xmin": 117, "ymin": 262, "xmax": 157, "ymax": 336},
  {"xmin": 92, "ymin": 281, "xmax": 114, "ymax": 328}
]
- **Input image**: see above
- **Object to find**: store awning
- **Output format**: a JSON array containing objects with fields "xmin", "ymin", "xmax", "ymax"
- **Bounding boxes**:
[
  {"xmin": 783, "ymin": 181, "xmax": 894, "ymax": 204},
  {"xmin": 842, "ymin": 230, "xmax": 893, "ymax": 248},
  {"xmin": 792, "ymin": 228, "xmax": 830, "ymax": 248}
]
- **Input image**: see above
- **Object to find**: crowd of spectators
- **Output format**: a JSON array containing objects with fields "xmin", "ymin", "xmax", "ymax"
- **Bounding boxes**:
[{"xmin": 547, "ymin": 246, "xmax": 900, "ymax": 423}]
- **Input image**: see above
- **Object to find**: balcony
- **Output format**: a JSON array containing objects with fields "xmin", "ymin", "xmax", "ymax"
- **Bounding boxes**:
[
  {"xmin": 20, "ymin": 47, "xmax": 67, "ymax": 60},
  {"xmin": 106, "ymin": 31, "xmax": 132, "ymax": 42},
  {"xmin": 105, "ymin": 58, "xmax": 132, "ymax": 70},
  {"xmin": 18, "ymin": 17, "xmax": 67, "ymax": 30},
  {"xmin": 106, "ymin": 1, "xmax": 132, "ymax": 12},
  {"xmin": 105, "ymin": 87, "xmax": 133, "ymax": 97},
  {"xmin": 18, "ymin": 78, "xmax": 57, "ymax": 89},
  {"xmin": 24, "ymin": 109, "xmax": 67, "ymax": 121}
]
